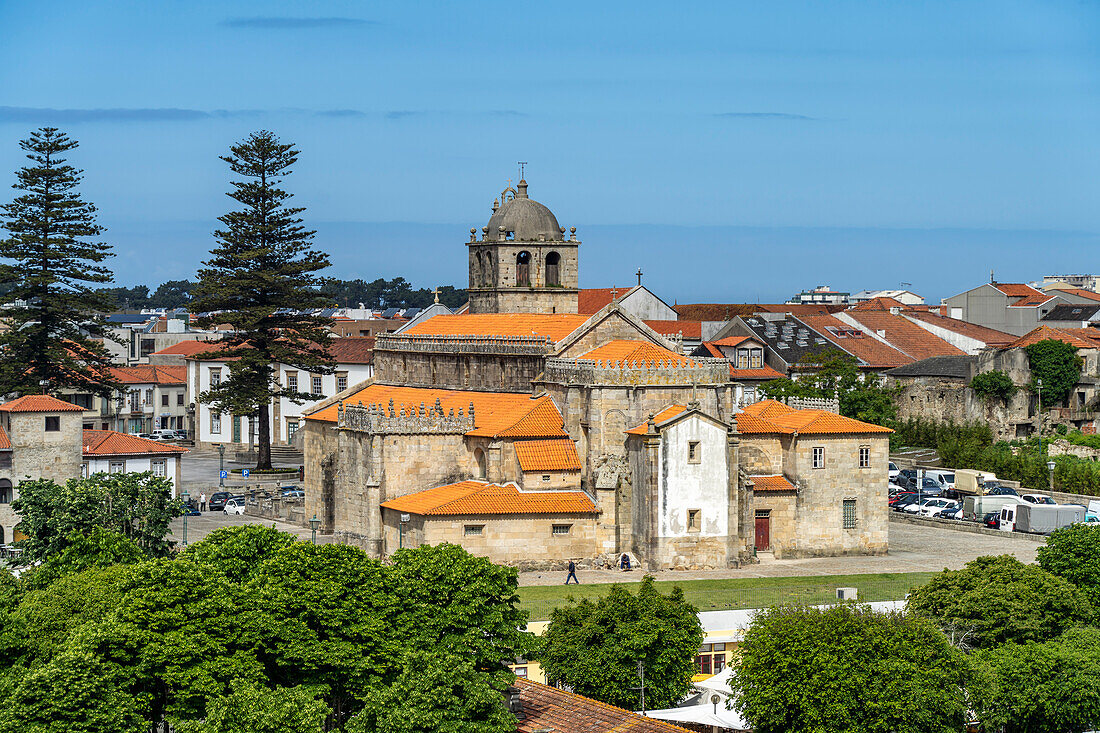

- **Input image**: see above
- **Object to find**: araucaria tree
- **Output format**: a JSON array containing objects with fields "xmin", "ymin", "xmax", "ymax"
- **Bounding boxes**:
[
  {"xmin": 0, "ymin": 128, "xmax": 118, "ymax": 396},
  {"xmin": 191, "ymin": 131, "xmax": 333, "ymax": 469}
]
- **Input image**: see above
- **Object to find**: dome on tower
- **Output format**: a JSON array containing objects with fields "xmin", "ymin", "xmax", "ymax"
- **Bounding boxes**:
[{"xmin": 485, "ymin": 179, "xmax": 564, "ymax": 242}]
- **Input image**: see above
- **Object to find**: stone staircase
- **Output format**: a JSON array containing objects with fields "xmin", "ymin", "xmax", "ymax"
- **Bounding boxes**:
[{"xmin": 234, "ymin": 445, "xmax": 304, "ymax": 466}]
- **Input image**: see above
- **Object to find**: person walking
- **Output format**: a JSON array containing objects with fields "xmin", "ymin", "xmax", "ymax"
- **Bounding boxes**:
[
  {"xmin": 200, "ymin": 492, "xmax": 207, "ymax": 512},
  {"xmin": 565, "ymin": 559, "xmax": 579, "ymax": 584}
]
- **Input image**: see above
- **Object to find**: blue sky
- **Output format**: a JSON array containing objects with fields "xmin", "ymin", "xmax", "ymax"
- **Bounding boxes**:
[{"xmin": 1, "ymin": 1, "xmax": 1098, "ymax": 303}]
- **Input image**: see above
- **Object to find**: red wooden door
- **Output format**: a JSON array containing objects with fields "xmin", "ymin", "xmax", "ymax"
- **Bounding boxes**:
[{"xmin": 754, "ymin": 514, "xmax": 770, "ymax": 551}]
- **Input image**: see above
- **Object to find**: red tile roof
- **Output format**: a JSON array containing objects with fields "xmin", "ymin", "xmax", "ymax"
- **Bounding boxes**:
[
  {"xmin": 849, "ymin": 296, "xmax": 908, "ymax": 311},
  {"xmin": 741, "ymin": 399, "xmax": 794, "ymax": 419},
  {"xmin": 992, "ymin": 283, "xmax": 1045, "ymax": 299},
  {"xmin": 380, "ymin": 480, "xmax": 596, "ymax": 516},
  {"xmin": 578, "ymin": 287, "xmax": 636, "ymax": 314},
  {"xmin": 0, "ymin": 395, "xmax": 85, "ymax": 412},
  {"xmin": 109, "ymin": 365, "xmax": 187, "ymax": 385},
  {"xmin": 514, "ymin": 678, "xmax": 692, "ymax": 733},
  {"xmin": 749, "ymin": 474, "xmax": 798, "ymax": 491},
  {"xmin": 729, "ymin": 365, "xmax": 784, "ymax": 380},
  {"xmin": 699, "ymin": 342, "xmax": 724, "ymax": 358},
  {"xmin": 1008, "ymin": 293, "xmax": 1057, "ymax": 308},
  {"xmin": 1006, "ymin": 325, "xmax": 1100, "ymax": 350},
  {"xmin": 514, "ymin": 438, "xmax": 582, "ymax": 472},
  {"xmin": 713, "ymin": 336, "xmax": 753, "ymax": 347},
  {"xmin": 738, "ymin": 399, "xmax": 892, "ymax": 434},
  {"xmin": 328, "ymin": 336, "xmax": 375, "ymax": 364},
  {"xmin": 0, "ymin": 426, "xmax": 11, "ymax": 450},
  {"xmin": 150, "ymin": 340, "xmax": 223, "ymax": 357},
  {"xmin": 842, "ymin": 311, "xmax": 965, "ymax": 361},
  {"xmin": 902, "ymin": 311, "xmax": 1015, "ymax": 346},
  {"xmin": 82, "ymin": 429, "xmax": 188, "ymax": 456},
  {"xmin": 625, "ymin": 405, "xmax": 689, "ymax": 435},
  {"xmin": 581, "ymin": 340, "xmax": 695, "ymax": 366},
  {"xmin": 734, "ymin": 411, "xmax": 791, "ymax": 434},
  {"xmin": 643, "ymin": 320, "xmax": 702, "ymax": 339},
  {"xmin": 796, "ymin": 314, "xmax": 913, "ymax": 368},
  {"xmin": 403, "ymin": 314, "xmax": 589, "ymax": 342},
  {"xmin": 305, "ymin": 385, "xmax": 568, "ymax": 439},
  {"xmin": 1057, "ymin": 288, "xmax": 1100, "ymax": 302}
]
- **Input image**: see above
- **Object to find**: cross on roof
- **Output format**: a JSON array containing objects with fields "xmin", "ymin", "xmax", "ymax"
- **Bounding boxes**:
[
  {"xmin": 610, "ymin": 287, "xmax": 619, "ymax": 301},
  {"xmin": 432, "ymin": 286, "xmax": 441, "ymax": 304},
  {"xmin": 636, "ymin": 268, "xmax": 643, "ymax": 286}
]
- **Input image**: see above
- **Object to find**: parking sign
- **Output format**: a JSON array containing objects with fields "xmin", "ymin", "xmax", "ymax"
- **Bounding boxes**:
[
  {"xmin": 242, "ymin": 469, "xmax": 250, "ymax": 478},
  {"xmin": 220, "ymin": 470, "xmax": 228, "ymax": 479}
]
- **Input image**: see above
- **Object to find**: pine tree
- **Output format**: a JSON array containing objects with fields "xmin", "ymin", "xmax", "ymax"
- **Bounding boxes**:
[
  {"xmin": 191, "ymin": 130, "xmax": 333, "ymax": 470},
  {"xmin": 0, "ymin": 128, "xmax": 118, "ymax": 396}
]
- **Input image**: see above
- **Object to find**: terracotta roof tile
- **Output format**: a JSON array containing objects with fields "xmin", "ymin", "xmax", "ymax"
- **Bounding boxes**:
[
  {"xmin": 514, "ymin": 439, "xmax": 582, "ymax": 472},
  {"xmin": 514, "ymin": 678, "xmax": 693, "ymax": 733},
  {"xmin": 304, "ymin": 385, "xmax": 568, "ymax": 439},
  {"xmin": 734, "ymin": 412, "xmax": 791, "ymax": 434},
  {"xmin": 1058, "ymin": 288, "xmax": 1100, "ymax": 302},
  {"xmin": 713, "ymin": 336, "xmax": 753, "ymax": 347},
  {"xmin": 328, "ymin": 336, "xmax": 375, "ymax": 364},
  {"xmin": 729, "ymin": 364, "xmax": 784, "ymax": 380},
  {"xmin": 1008, "ymin": 293, "xmax": 1057, "ymax": 307},
  {"xmin": 109, "ymin": 365, "xmax": 187, "ymax": 385},
  {"xmin": 993, "ymin": 283, "xmax": 1045, "ymax": 298},
  {"xmin": 796, "ymin": 314, "xmax": 913, "ymax": 368},
  {"xmin": 380, "ymin": 480, "xmax": 596, "ymax": 516},
  {"xmin": 578, "ymin": 287, "xmax": 636, "ymax": 314},
  {"xmin": 749, "ymin": 474, "xmax": 798, "ymax": 491},
  {"xmin": 625, "ymin": 405, "xmax": 689, "ymax": 435},
  {"xmin": 150, "ymin": 340, "xmax": 223, "ymax": 357},
  {"xmin": 902, "ymin": 311, "xmax": 1015, "ymax": 346},
  {"xmin": 849, "ymin": 296, "xmax": 908, "ymax": 311},
  {"xmin": 0, "ymin": 426, "xmax": 10, "ymax": 450},
  {"xmin": 403, "ymin": 314, "xmax": 589, "ymax": 342},
  {"xmin": 843, "ymin": 311, "xmax": 965, "ymax": 361},
  {"xmin": 581, "ymin": 340, "xmax": 695, "ymax": 366},
  {"xmin": 699, "ymin": 342, "xmax": 724, "ymax": 358},
  {"xmin": 0, "ymin": 395, "xmax": 85, "ymax": 412},
  {"xmin": 643, "ymin": 319, "xmax": 702, "ymax": 339},
  {"xmin": 1006, "ymin": 325, "xmax": 1100, "ymax": 349},
  {"xmin": 741, "ymin": 399, "xmax": 794, "ymax": 419},
  {"xmin": 767, "ymin": 409, "xmax": 893, "ymax": 435},
  {"xmin": 82, "ymin": 429, "xmax": 188, "ymax": 456}
]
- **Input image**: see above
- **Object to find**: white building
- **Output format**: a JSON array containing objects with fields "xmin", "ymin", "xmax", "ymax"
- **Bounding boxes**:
[
  {"xmin": 188, "ymin": 337, "xmax": 375, "ymax": 450},
  {"xmin": 81, "ymin": 430, "xmax": 188, "ymax": 496}
]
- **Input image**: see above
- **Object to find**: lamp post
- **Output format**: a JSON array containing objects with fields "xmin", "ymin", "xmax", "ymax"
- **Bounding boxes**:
[
  {"xmin": 181, "ymin": 490, "xmax": 190, "ymax": 547},
  {"xmin": 1048, "ymin": 460, "xmax": 1056, "ymax": 492},
  {"xmin": 217, "ymin": 444, "xmax": 225, "ymax": 487},
  {"xmin": 1037, "ymin": 377, "xmax": 1043, "ymax": 416},
  {"xmin": 310, "ymin": 514, "xmax": 320, "ymax": 544}
]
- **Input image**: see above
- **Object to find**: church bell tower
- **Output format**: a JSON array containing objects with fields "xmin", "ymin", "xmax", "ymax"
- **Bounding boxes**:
[{"xmin": 466, "ymin": 178, "xmax": 580, "ymax": 314}]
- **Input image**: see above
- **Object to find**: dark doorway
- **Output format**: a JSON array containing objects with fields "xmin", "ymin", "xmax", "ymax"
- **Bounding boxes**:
[
  {"xmin": 516, "ymin": 251, "xmax": 531, "ymax": 287},
  {"xmin": 545, "ymin": 251, "xmax": 561, "ymax": 286},
  {"xmin": 754, "ymin": 510, "xmax": 771, "ymax": 551}
]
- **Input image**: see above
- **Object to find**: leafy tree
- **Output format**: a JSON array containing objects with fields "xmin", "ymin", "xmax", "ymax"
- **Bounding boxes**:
[
  {"xmin": 177, "ymin": 680, "xmax": 327, "ymax": 733},
  {"xmin": 760, "ymin": 349, "xmax": 899, "ymax": 426},
  {"xmin": 1026, "ymin": 338, "xmax": 1081, "ymax": 408},
  {"xmin": 190, "ymin": 130, "xmax": 333, "ymax": 470},
  {"xmin": 12, "ymin": 472, "xmax": 180, "ymax": 561},
  {"xmin": 347, "ymin": 652, "xmax": 516, "ymax": 733},
  {"xmin": 182, "ymin": 523, "xmax": 297, "ymax": 583},
  {"xmin": 970, "ymin": 626, "xmax": 1100, "ymax": 733},
  {"xmin": 970, "ymin": 370, "xmax": 1018, "ymax": 401},
  {"xmin": 94, "ymin": 284, "xmax": 149, "ymax": 311},
  {"xmin": 0, "ymin": 128, "xmax": 118, "ymax": 396},
  {"xmin": 731, "ymin": 603, "xmax": 967, "ymax": 733},
  {"xmin": 25, "ymin": 528, "xmax": 144, "ymax": 588},
  {"xmin": 148, "ymin": 279, "xmax": 196, "ymax": 308},
  {"xmin": 907, "ymin": 555, "xmax": 1093, "ymax": 649},
  {"xmin": 1037, "ymin": 524, "xmax": 1100, "ymax": 607},
  {"xmin": 537, "ymin": 575, "xmax": 703, "ymax": 710}
]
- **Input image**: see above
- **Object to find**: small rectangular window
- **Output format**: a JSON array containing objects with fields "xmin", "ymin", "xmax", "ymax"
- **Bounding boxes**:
[
  {"xmin": 0, "ymin": 453, "xmax": 11, "ymax": 469},
  {"xmin": 697, "ymin": 654, "xmax": 712, "ymax": 675},
  {"xmin": 109, "ymin": 460, "xmax": 125, "ymax": 474},
  {"xmin": 311, "ymin": 375, "xmax": 323, "ymax": 394},
  {"xmin": 712, "ymin": 643, "xmax": 726, "ymax": 651},
  {"xmin": 843, "ymin": 499, "xmax": 857, "ymax": 529},
  {"xmin": 859, "ymin": 445, "xmax": 870, "ymax": 468},
  {"xmin": 211, "ymin": 413, "xmax": 221, "ymax": 434},
  {"xmin": 80, "ymin": 462, "xmax": 88, "ymax": 479},
  {"xmin": 464, "ymin": 524, "xmax": 484, "ymax": 537},
  {"xmin": 699, "ymin": 643, "xmax": 713, "ymax": 653},
  {"xmin": 177, "ymin": 393, "xmax": 184, "ymax": 406},
  {"xmin": 687, "ymin": 508, "xmax": 701, "ymax": 532},
  {"xmin": 144, "ymin": 389, "xmax": 153, "ymax": 404},
  {"xmin": 542, "ymin": 474, "xmax": 551, "ymax": 482},
  {"xmin": 812, "ymin": 446, "xmax": 825, "ymax": 469},
  {"xmin": 151, "ymin": 459, "xmax": 167, "ymax": 478},
  {"xmin": 514, "ymin": 667, "xmax": 528, "ymax": 678},
  {"xmin": 209, "ymin": 368, "xmax": 221, "ymax": 387},
  {"xmin": 688, "ymin": 441, "xmax": 701, "ymax": 464},
  {"xmin": 714, "ymin": 654, "xmax": 726, "ymax": 672},
  {"xmin": 286, "ymin": 372, "xmax": 298, "ymax": 392},
  {"xmin": 44, "ymin": 415, "xmax": 60, "ymax": 432},
  {"xmin": 161, "ymin": 393, "xmax": 169, "ymax": 407},
  {"xmin": 337, "ymin": 372, "xmax": 348, "ymax": 392},
  {"xmin": 552, "ymin": 524, "xmax": 572, "ymax": 536}
]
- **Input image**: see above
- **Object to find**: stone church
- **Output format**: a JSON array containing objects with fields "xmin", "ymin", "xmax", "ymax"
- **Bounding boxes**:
[{"xmin": 303, "ymin": 180, "xmax": 890, "ymax": 569}]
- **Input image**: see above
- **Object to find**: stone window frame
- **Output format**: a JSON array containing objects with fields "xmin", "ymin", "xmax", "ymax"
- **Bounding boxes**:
[
  {"xmin": 286, "ymin": 371, "xmax": 298, "ymax": 392},
  {"xmin": 44, "ymin": 415, "xmax": 60, "ymax": 432},
  {"xmin": 688, "ymin": 441, "xmax": 701, "ymax": 464},
  {"xmin": 209, "ymin": 367, "xmax": 222, "ymax": 388},
  {"xmin": 109, "ymin": 460, "xmax": 125, "ymax": 474},
  {"xmin": 336, "ymin": 372, "xmax": 348, "ymax": 392},
  {"xmin": 161, "ymin": 392, "xmax": 169, "ymax": 407},
  {"xmin": 211, "ymin": 412, "xmax": 222, "ymax": 435},
  {"xmin": 551, "ymin": 523, "xmax": 572, "ymax": 536},
  {"xmin": 464, "ymin": 524, "xmax": 484, "ymax": 537},
  {"xmin": 812, "ymin": 446, "xmax": 825, "ymax": 469},
  {"xmin": 151, "ymin": 459, "xmax": 167, "ymax": 478},
  {"xmin": 687, "ymin": 508, "xmax": 702, "ymax": 532},
  {"xmin": 177, "ymin": 392, "xmax": 185, "ymax": 406},
  {"xmin": 311, "ymin": 374, "xmax": 323, "ymax": 395},
  {"xmin": 858, "ymin": 445, "xmax": 871, "ymax": 469},
  {"xmin": 842, "ymin": 498, "xmax": 857, "ymax": 529}
]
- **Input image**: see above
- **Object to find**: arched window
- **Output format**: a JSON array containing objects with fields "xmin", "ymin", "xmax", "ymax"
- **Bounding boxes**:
[
  {"xmin": 545, "ymin": 251, "xmax": 561, "ymax": 286},
  {"xmin": 516, "ymin": 251, "xmax": 531, "ymax": 287},
  {"xmin": 482, "ymin": 252, "xmax": 493, "ymax": 287},
  {"xmin": 474, "ymin": 252, "xmax": 484, "ymax": 287},
  {"xmin": 474, "ymin": 448, "xmax": 487, "ymax": 479},
  {"xmin": 0, "ymin": 479, "xmax": 11, "ymax": 505}
]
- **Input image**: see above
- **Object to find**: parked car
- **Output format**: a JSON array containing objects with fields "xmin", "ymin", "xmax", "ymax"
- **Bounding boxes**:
[
  {"xmin": 150, "ymin": 429, "xmax": 177, "ymax": 441},
  {"xmin": 137, "ymin": 433, "xmax": 153, "ymax": 439},
  {"xmin": 208, "ymin": 491, "xmax": 232, "ymax": 512},
  {"xmin": 892, "ymin": 494, "xmax": 921, "ymax": 511},
  {"xmin": 1020, "ymin": 494, "xmax": 1057, "ymax": 505},
  {"xmin": 985, "ymin": 484, "xmax": 1018, "ymax": 496},
  {"xmin": 281, "ymin": 489, "xmax": 305, "ymax": 499},
  {"xmin": 904, "ymin": 498, "xmax": 941, "ymax": 514},
  {"xmin": 888, "ymin": 491, "xmax": 916, "ymax": 506},
  {"xmin": 888, "ymin": 462, "xmax": 900, "ymax": 481},
  {"xmin": 933, "ymin": 504, "xmax": 963, "ymax": 520},
  {"xmin": 173, "ymin": 430, "xmax": 189, "ymax": 440},
  {"xmin": 223, "ymin": 497, "xmax": 247, "ymax": 516},
  {"xmin": 982, "ymin": 511, "xmax": 1000, "ymax": 529},
  {"xmin": 181, "ymin": 499, "xmax": 201, "ymax": 517},
  {"xmin": 918, "ymin": 499, "xmax": 958, "ymax": 517}
]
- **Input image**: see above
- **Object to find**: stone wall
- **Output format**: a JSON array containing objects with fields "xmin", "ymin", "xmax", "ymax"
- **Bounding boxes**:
[
  {"xmin": 468, "ymin": 288, "xmax": 580, "ymax": 316},
  {"xmin": 373, "ymin": 340, "xmax": 549, "ymax": 393},
  {"xmin": 891, "ymin": 375, "xmax": 1033, "ymax": 441},
  {"xmin": 1048, "ymin": 439, "xmax": 1100, "ymax": 461}
]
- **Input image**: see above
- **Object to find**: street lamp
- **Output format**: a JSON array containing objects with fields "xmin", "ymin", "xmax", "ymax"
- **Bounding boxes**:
[
  {"xmin": 217, "ymin": 444, "xmax": 225, "ymax": 487},
  {"xmin": 181, "ymin": 490, "xmax": 190, "ymax": 547},
  {"xmin": 1037, "ymin": 377, "xmax": 1043, "ymax": 416},
  {"xmin": 1047, "ymin": 460, "xmax": 1056, "ymax": 492},
  {"xmin": 310, "ymin": 514, "xmax": 320, "ymax": 544}
]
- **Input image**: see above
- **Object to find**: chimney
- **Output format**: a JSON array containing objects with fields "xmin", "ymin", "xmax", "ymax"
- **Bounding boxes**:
[{"xmin": 504, "ymin": 685, "xmax": 525, "ymax": 720}]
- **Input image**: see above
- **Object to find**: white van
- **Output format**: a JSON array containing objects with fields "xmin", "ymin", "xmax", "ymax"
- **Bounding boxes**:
[
  {"xmin": 999, "ymin": 502, "xmax": 1022, "ymax": 532},
  {"xmin": 924, "ymin": 470, "xmax": 955, "ymax": 491}
]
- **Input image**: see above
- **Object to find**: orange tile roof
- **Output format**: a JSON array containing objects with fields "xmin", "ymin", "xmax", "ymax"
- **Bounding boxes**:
[
  {"xmin": 0, "ymin": 395, "xmax": 85, "ymax": 412},
  {"xmin": 578, "ymin": 287, "xmax": 635, "ymax": 314},
  {"xmin": 625, "ymin": 405, "xmax": 689, "ymax": 435},
  {"xmin": 514, "ymin": 678, "xmax": 692, "ymax": 733},
  {"xmin": 734, "ymin": 411, "xmax": 791, "ymax": 434},
  {"xmin": 767, "ymin": 409, "xmax": 893, "ymax": 435},
  {"xmin": 993, "ymin": 283, "xmax": 1045, "ymax": 298},
  {"xmin": 304, "ymin": 384, "xmax": 568, "ymax": 439},
  {"xmin": 581, "ymin": 340, "xmax": 695, "ymax": 366},
  {"xmin": 1008, "ymin": 293, "xmax": 1057, "ymax": 307},
  {"xmin": 643, "ymin": 320, "xmax": 702, "ymax": 339},
  {"xmin": 380, "ymin": 480, "xmax": 596, "ymax": 516},
  {"xmin": 0, "ymin": 426, "xmax": 10, "ymax": 450},
  {"xmin": 109, "ymin": 365, "xmax": 187, "ymax": 385},
  {"xmin": 741, "ymin": 399, "xmax": 794, "ymax": 419},
  {"xmin": 1058, "ymin": 288, "xmax": 1100, "ymax": 302},
  {"xmin": 403, "ymin": 314, "xmax": 589, "ymax": 342},
  {"xmin": 849, "ymin": 296, "xmax": 908, "ymax": 311},
  {"xmin": 902, "ymin": 311, "xmax": 1015, "ymax": 346},
  {"xmin": 713, "ymin": 336, "xmax": 753, "ymax": 347},
  {"xmin": 327, "ymin": 336, "xmax": 375, "ymax": 364},
  {"xmin": 1006, "ymin": 325, "xmax": 1100, "ymax": 349},
  {"xmin": 150, "ymin": 340, "xmax": 223, "ymax": 357},
  {"xmin": 843, "ymin": 311, "xmax": 965, "ymax": 361},
  {"xmin": 82, "ymin": 429, "xmax": 188, "ymax": 456},
  {"xmin": 796, "ymin": 314, "xmax": 913, "ymax": 368},
  {"xmin": 749, "ymin": 474, "xmax": 798, "ymax": 491},
  {"xmin": 730, "ymin": 365, "xmax": 784, "ymax": 380},
  {"xmin": 514, "ymin": 439, "xmax": 582, "ymax": 472},
  {"xmin": 699, "ymin": 342, "xmax": 724, "ymax": 358}
]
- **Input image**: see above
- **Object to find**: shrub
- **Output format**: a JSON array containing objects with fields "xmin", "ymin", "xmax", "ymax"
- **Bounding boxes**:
[{"xmin": 970, "ymin": 370, "xmax": 1017, "ymax": 402}]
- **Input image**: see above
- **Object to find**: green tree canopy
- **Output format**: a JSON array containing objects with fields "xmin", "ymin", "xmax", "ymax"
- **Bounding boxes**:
[
  {"xmin": 970, "ymin": 370, "xmax": 1018, "ymax": 402},
  {"xmin": 536, "ymin": 575, "xmax": 703, "ymax": 710},
  {"xmin": 730, "ymin": 603, "xmax": 967, "ymax": 733},
  {"xmin": 1037, "ymin": 524, "xmax": 1100, "ymax": 607},
  {"xmin": 190, "ymin": 130, "xmax": 334, "ymax": 470},
  {"xmin": 178, "ymin": 680, "xmax": 328, "ymax": 733},
  {"xmin": 760, "ymin": 349, "xmax": 899, "ymax": 426},
  {"xmin": 907, "ymin": 555, "xmax": 1094, "ymax": 649},
  {"xmin": 0, "ymin": 127, "xmax": 118, "ymax": 396},
  {"xmin": 1026, "ymin": 338, "xmax": 1081, "ymax": 408}
]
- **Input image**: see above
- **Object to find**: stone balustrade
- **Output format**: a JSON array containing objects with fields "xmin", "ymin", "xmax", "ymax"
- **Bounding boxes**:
[
  {"xmin": 374, "ymin": 333, "xmax": 555, "ymax": 355},
  {"xmin": 542, "ymin": 356, "xmax": 729, "ymax": 386},
  {"xmin": 338, "ymin": 397, "xmax": 475, "ymax": 435}
]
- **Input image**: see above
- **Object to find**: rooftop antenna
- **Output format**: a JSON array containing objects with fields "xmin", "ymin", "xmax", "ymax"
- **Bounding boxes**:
[{"xmin": 517, "ymin": 161, "xmax": 527, "ymax": 179}]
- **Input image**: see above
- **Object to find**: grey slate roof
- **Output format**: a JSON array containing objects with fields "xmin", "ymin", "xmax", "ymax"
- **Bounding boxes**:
[
  {"xmin": 1041, "ymin": 304, "xmax": 1100, "ymax": 322},
  {"xmin": 886, "ymin": 355, "xmax": 975, "ymax": 379},
  {"xmin": 739, "ymin": 315, "xmax": 833, "ymax": 366}
]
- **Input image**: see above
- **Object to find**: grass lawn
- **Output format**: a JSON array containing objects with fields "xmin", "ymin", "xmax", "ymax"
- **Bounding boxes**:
[{"xmin": 518, "ymin": 571, "xmax": 936, "ymax": 620}]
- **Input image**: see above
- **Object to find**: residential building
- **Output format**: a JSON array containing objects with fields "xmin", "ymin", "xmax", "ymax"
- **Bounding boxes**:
[
  {"xmin": 789, "ymin": 285, "xmax": 849, "ymax": 305},
  {"xmin": 1043, "ymin": 274, "xmax": 1100, "ymax": 293},
  {"xmin": 850, "ymin": 288, "xmax": 925, "ymax": 305},
  {"xmin": 1041, "ymin": 304, "xmax": 1100, "ymax": 329},
  {"xmin": 941, "ymin": 282, "xmax": 1066, "ymax": 336},
  {"xmin": 82, "ymin": 430, "xmax": 188, "ymax": 495},
  {"xmin": 57, "ymin": 365, "xmax": 188, "ymax": 435},
  {"xmin": 693, "ymin": 335, "xmax": 784, "ymax": 405}
]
